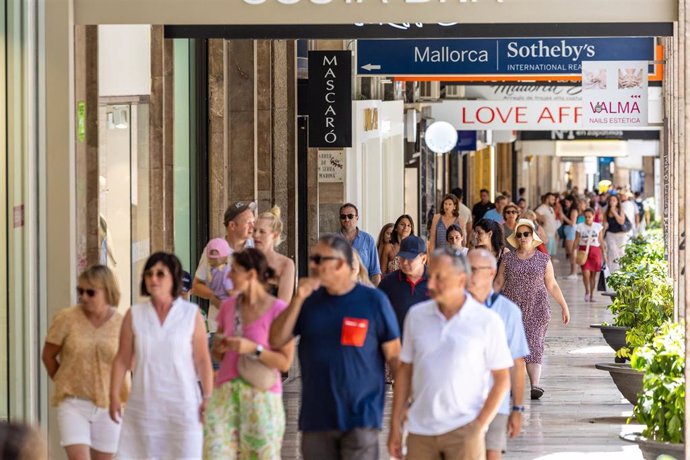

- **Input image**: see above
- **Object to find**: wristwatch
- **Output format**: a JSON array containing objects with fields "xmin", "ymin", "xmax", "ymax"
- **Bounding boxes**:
[
  {"xmin": 512, "ymin": 405, "xmax": 525, "ymax": 413},
  {"xmin": 254, "ymin": 344, "xmax": 264, "ymax": 358}
]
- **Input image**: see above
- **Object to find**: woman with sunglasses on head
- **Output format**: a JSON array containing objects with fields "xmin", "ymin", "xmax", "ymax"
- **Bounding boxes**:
[
  {"xmin": 110, "ymin": 252, "xmax": 213, "ymax": 460},
  {"xmin": 381, "ymin": 214, "xmax": 415, "ymax": 275},
  {"xmin": 204, "ymin": 248, "xmax": 294, "ymax": 459},
  {"xmin": 428, "ymin": 194, "xmax": 465, "ymax": 254},
  {"xmin": 501, "ymin": 202, "xmax": 521, "ymax": 251},
  {"xmin": 42, "ymin": 265, "xmax": 128, "ymax": 460},
  {"xmin": 253, "ymin": 206, "xmax": 296, "ymax": 303},
  {"xmin": 494, "ymin": 219, "xmax": 570, "ymax": 401}
]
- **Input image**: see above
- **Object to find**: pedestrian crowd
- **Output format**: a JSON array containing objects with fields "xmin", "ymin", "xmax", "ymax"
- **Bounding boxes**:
[{"xmin": 36, "ymin": 183, "xmax": 644, "ymax": 460}]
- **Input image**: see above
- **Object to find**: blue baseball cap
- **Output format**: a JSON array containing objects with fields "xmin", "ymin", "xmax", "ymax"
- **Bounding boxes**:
[{"xmin": 397, "ymin": 235, "xmax": 427, "ymax": 260}]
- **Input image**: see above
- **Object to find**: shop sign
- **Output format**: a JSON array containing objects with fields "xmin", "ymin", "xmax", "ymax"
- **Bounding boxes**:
[
  {"xmin": 318, "ymin": 150, "xmax": 345, "ymax": 182},
  {"xmin": 521, "ymin": 130, "xmax": 660, "ymax": 141},
  {"xmin": 308, "ymin": 51, "xmax": 352, "ymax": 148},
  {"xmin": 77, "ymin": 101, "xmax": 86, "ymax": 142},
  {"xmin": 431, "ymin": 100, "xmax": 583, "ymax": 130},
  {"xmin": 77, "ymin": 0, "xmax": 677, "ymax": 26},
  {"xmin": 357, "ymin": 37, "xmax": 654, "ymax": 78},
  {"xmin": 581, "ymin": 60, "xmax": 648, "ymax": 128},
  {"xmin": 464, "ymin": 85, "xmax": 582, "ymax": 101},
  {"xmin": 456, "ymin": 130, "xmax": 477, "ymax": 151}
]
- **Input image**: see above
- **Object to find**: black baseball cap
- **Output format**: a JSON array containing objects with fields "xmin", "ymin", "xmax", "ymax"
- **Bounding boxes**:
[
  {"xmin": 223, "ymin": 201, "xmax": 257, "ymax": 226},
  {"xmin": 397, "ymin": 235, "xmax": 427, "ymax": 260}
]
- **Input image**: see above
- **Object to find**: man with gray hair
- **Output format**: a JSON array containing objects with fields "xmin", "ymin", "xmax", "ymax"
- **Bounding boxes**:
[
  {"xmin": 271, "ymin": 234, "xmax": 401, "ymax": 460},
  {"xmin": 388, "ymin": 248, "xmax": 513, "ymax": 460},
  {"xmin": 468, "ymin": 248, "xmax": 529, "ymax": 460}
]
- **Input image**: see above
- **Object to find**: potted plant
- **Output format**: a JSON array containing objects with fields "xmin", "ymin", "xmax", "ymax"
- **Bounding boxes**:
[
  {"xmin": 596, "ymin": 231, "xmax": 672, "ymax": 359},
  {"xmin": 595, "ymin": 231, "xmax": 672, "ymax": 404},
  {"xmin": 620, "ymin": 321, "xmax": 685, "ymax": 459}
]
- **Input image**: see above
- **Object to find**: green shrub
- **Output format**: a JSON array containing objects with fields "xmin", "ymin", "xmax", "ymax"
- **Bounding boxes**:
[
  {"xmin": 604, "ymin": 231, "xmax": 673, "ymax": 359},
  {"xmin": 630, "ymin": 321, "xmax": 685, "ymax": 444}
]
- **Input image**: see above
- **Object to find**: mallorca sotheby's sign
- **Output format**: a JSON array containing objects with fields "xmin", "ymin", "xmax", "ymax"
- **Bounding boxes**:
[{"xmin": 581, "ymin": 60, "xmax": 648, "ymax": 128}]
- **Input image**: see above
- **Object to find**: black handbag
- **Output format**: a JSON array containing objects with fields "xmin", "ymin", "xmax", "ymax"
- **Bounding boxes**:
[
  {"xmin": 621, "ymin": 217, "xmax": 633, "ymax": 233},
  {"xmin": 597, "ymin": 264, "xmax": 609, "ymax": 292}
]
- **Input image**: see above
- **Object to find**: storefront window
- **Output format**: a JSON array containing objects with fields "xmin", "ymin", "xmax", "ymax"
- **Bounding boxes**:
[{"xmin": 99, "ymin": 101, "xmax": 151, "ymax": 309}]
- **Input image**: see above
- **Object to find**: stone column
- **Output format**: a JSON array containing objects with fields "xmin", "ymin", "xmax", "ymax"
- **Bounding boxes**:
[
  {"xmin": 74, "ymin": 25, "xmax": 99, "ymax": 267},
  {"xmin": 150, "ymin": 26, "xmax": 175, "ymax": 252},
  {"xmin": 271, "ymin": 40, "xmax": 297, "ymax": 258},
  {"xmin": 208, "ymin": 39, "xmax": 227, "ymax": 239},
  {"xmin": 226, "ymin": 39, "xmax": 258, "ymax": 217}
]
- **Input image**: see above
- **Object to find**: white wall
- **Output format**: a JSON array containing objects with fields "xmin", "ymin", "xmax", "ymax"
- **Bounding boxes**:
[
  {"xmin": 346, "ymin": 100, "xmax": 405, "ymax": 236},
  {"xmin": 99, "ymin": 25, "xmax": 151, "ymax": 97}
]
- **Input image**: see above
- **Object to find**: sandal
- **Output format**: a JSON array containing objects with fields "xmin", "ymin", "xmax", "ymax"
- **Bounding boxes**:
[{"xmin": 530, "ymin": 386, "xmax": 545, "ymax": 400}]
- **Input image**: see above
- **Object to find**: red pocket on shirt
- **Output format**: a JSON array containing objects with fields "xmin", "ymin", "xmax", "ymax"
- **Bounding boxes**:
[{"xmin": 341, "ymin": 317, "xmax": 369, "ymax": 347}]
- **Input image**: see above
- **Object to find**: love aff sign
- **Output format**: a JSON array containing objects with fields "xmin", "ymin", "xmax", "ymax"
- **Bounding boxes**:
[
  {"xmin": 431, "ymin": 100, "xmax": 586, "ymax": 130},
  {"xmin": 308, "ymin": 51, "xmax": 353, "ymax": 148}
]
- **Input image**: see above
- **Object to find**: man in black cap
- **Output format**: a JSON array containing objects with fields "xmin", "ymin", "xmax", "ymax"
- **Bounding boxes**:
[
  {"xmin": 192, "ymin": 201, "xmax": 256, "ymax": 331},
  {"xmin": 378, "ymin": 235, "xmax": 429, "ymax": 333}
]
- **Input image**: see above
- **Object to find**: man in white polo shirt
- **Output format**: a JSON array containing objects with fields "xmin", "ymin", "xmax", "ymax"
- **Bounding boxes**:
[{"xmin": 388, "ymin": 248, "xmax": 513, "ymax": 460}]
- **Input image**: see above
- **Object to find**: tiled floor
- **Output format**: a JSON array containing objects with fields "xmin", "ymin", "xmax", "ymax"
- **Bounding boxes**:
[{"xmin": 281, "ymin": 251, "xmax": 644, "ymax": 459}]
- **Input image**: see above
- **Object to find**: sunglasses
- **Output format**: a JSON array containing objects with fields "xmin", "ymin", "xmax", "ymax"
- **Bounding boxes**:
[
  {"xmin": 340, "ymin": 213, "xmax": 356, "ymax": 220},
  {"xmin": 515, "ymin": 231, "xmax": 533, "ymax": 239},
  {"xmin": 309, "ymin": 255, "xmax": 342, "ymax": 265},
  {"xmin": 504, "ymin": 210, "xmax": 519, "ymax": 215},
  {"xmin": 77, "ymin": 287, "xmax": 96, "ymax": 297},
  {"xmin": 144, "ymin": 269, "xmax": 168, "ymax": 279}
]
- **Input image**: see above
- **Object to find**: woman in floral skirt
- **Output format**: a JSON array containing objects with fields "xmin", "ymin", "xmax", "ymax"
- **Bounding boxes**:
[{"xmin": 204, "ymin": 248, "xmax": 295, "ymax": 459}]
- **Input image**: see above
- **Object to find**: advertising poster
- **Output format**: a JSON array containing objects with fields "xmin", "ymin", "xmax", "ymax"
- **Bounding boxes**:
[{"xmin": 581, "ymin": 60, "xmax": 648, "ymax": 128}]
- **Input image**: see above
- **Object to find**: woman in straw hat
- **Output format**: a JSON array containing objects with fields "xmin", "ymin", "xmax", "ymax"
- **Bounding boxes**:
[{"xmin": 494, "ymin": 219, "xmax": 570, "ymax": 401}]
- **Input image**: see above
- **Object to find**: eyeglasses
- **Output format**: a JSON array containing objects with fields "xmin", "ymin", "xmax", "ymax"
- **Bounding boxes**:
[
  {"xmin": 504, "ymin": 210, "xmax": 519, "ymax": 215},
  {"xmin": 471, "ymin": 266, "xmax": 493, "ymax": 273},
  {"xmin": 340, "ymin": 214, "xmax": 356, "ymax": 220},
  {"xmin": 77, "ymin": 287, "xmax": 96, "ymax": 297},
  {"xmin": 309, "ymin": 255, "xmax": 342, "ymax": 265},
  {"xmin": 515, "ymin": 231, "xmax": 533, "ymax": 239},
  {"xmin": 144, "ymin": 269, "xmax": 168, "ymax": 279}
]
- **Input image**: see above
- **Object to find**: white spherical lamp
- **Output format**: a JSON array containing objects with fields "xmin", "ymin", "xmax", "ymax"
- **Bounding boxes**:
[{"xmin": 424, "ymin": 121, "xmax": 458, "ymax": 154}]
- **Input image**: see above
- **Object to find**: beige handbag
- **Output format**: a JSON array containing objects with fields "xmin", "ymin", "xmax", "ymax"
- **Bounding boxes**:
[
  {"xmin": 576, "ymin": 231, "xmax": 592, "ymax": 266},
  {"xmin": 233, "ymin": 296, "xmax": 277, "ymax": 391}
]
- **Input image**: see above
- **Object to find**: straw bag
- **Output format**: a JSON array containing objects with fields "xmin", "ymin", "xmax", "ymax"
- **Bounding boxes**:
[
  {"xmin": 576, "ymin": 232, "xmax": 592, "ymax": 266},
  {"xmin": 233, "ymin": 296, "xmax": 277, "ymax": 391}
]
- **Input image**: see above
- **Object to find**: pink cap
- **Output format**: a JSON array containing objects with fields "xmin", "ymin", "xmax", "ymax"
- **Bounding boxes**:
[{"xmin": 207, "ymin": 238, "xmax": 231, "ymax": 259}]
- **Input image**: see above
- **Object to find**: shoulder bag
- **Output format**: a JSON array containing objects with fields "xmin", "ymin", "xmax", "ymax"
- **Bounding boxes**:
[
  {"xmin": 234, "ymin": 295, "xmax": 277, "ymax": 391},
  {"xmin": 576, "ymin": 229, "xmax": 592, "ymax": 266}
]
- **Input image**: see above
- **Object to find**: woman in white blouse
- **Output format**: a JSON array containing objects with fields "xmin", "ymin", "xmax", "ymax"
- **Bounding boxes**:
[{"xmin": 573, "ymin": 208, "xmax": 607, "ymax": 302}]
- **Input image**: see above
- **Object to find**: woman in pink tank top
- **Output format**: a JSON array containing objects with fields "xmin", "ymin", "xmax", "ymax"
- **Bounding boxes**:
[{"xmin": 203, "ymin": 248, "xmax": 295, "ymax": 459}]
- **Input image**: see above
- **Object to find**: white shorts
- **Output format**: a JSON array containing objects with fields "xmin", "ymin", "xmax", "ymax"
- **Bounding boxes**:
[{"xmin": 57, "ymin": 397, "xmax": 121, "ymax": 453}]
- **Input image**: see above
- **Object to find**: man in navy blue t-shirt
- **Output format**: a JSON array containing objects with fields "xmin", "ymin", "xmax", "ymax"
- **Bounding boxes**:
[{"xmin": 270, "ymin": 234, "xmax": 401, "ymax": 460}]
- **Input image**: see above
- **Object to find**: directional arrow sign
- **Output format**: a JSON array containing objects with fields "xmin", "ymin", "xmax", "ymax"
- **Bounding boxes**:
[
  {"xmin": 355, "ymin": 38, "xmax": 655, "ymax": 78},
  {"xmin": 361, "ymin": 63, "xmax": 381, "ymax": 71}
]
